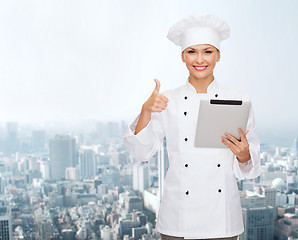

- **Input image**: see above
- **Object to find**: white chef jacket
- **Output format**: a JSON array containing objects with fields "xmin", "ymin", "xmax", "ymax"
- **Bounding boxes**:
[{"xmin": 123, "ymin": 78, "xmax": 261, "ymax": 239}]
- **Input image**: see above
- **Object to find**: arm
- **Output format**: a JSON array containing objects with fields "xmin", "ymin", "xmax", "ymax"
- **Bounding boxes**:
[
  {"xmin": 232, "ymin": 104, "xmax": 261, "ymax": 180},
  {"xmin": 123, "ymin": 79, "xmax": 168, "ymax": 162},
  {"xmin": 124, "ymin": 110, "xmax": 165, "ymax": 162}
]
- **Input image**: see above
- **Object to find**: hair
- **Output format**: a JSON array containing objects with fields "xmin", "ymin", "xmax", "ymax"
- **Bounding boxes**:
[{"xmin": 182, "ymin": 47, "xmax": 220, "ymax": 56}]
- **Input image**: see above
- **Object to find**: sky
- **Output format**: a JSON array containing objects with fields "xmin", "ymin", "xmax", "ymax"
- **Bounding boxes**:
[{"xmin": 0, "ymin": 0, "xmax": 297, "ymax": 146}]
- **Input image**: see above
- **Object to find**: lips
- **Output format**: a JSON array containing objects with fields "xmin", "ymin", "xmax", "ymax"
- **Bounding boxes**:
[{"xmin": 193, "ymin": 65, "xmax": 207, "ymax": 71}]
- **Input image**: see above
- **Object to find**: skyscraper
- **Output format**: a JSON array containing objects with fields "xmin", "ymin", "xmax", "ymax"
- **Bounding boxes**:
[
  {"xmin": 291, "ymin": 138, "xmax": 298, "ymax": 157},
  {"xmin": 32, "ymin": 130, "xmax": 46, "ymax": 152},
  {"xmin": 5, "ymin": 122, "xmax": 18, "ymax": 154},
  {"xmin": 65, "ymin": 167, "xmax": 79, "ymax": 181},
  {"xmin": 49, "ymin": 135, "xmax": 76, "ymax": 180},
  {"xmin": 40, "ymin": 160, "xmax": 50, "ymax": 180},
  {"xmin": 78, "ymin": 149, "xmax": 96, "ymax": 179},
  {"xmin": 133, "ymin": 163, "xmax": 149, "ymax": 193},
  {"xmin": 255, "ymin": 185, "xmax": 277, "ymax": 220},
  {"xmin": 240, "ymin": 191, "xmax": 274, "ymax": 240},
  {"xmin": 158, "ymin": 137, "xmax": 169, "ymax": 201},
  {"xmin": 39, "ymin": 219, "xmax": 53, "ymax": 240},
  {"xmin": 0, "ymin": 206, "xmax": 12, "ymax": 240}
]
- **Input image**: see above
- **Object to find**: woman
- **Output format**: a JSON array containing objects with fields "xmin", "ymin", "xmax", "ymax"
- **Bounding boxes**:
[{"xmin": 124, "ymin": 13, "xmax": 261, "ymax": 240}]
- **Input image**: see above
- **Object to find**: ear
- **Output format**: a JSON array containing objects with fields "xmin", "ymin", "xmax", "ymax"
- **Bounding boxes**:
[
  {"xmin": 181, "ymin": 51, "xmax": 185, "ymax": 63},
  {"xmin": 216, "ymin": 50, "xmax": 221, "ymax": 62}
]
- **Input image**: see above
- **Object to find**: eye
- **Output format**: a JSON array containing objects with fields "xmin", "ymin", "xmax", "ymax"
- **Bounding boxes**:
[
  {"xmin": 205, "ymin": 51, "xmax": 213, "ymax": 54},
  {"xmin": 188, "ymin": 50, "xmax": 195, "ymax": 53}
]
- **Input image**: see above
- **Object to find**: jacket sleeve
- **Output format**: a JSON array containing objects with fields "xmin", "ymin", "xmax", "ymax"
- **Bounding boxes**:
[
  {"xmin": 233, "ymin": 103, "xmax": 261, "ymax": 180},
  {"xmin": 123, "ymin": 111, "xmax": 165, "ymax": 162}
]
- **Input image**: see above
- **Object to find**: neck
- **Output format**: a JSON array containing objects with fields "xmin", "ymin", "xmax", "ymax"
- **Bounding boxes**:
[{"xmin": 188, "ymin": 74, "xmax": 215, "ymax": 93}]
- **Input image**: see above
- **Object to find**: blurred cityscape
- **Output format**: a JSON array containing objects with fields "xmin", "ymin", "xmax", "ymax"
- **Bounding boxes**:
[{"xmin": 0, "ymin": 121, "xmax": 297, "ymax": 240}]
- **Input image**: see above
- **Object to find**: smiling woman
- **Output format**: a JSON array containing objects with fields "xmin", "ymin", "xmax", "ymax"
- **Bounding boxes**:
[
  {"xmin": 124, "ymin": 13, "xmax": 261, "ymax": 240},
  {"xmin": 181, "ymin": 45, "xmax": 220, "ymax": 93}
]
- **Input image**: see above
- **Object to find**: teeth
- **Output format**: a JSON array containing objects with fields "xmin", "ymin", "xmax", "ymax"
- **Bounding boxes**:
[{"xmin": 194, "ymin": 66, "xmax": 207, "ymax": 70}]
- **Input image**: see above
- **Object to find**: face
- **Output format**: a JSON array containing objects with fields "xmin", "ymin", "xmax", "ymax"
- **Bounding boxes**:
[{"xmin": 181, "ymin": 44, "xmax": 220, "ymax": 81}]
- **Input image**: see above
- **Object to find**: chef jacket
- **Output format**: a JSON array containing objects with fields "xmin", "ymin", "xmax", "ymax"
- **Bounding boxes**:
[{"xmin": 123, "ymin": 78, "xmax": 261, "ymax": 239}]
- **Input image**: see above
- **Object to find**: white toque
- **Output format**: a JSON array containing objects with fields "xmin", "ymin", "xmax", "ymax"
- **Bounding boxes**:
[{"xmin": 167, "ymin": 13, "xmax": 230, "ymax": 52}]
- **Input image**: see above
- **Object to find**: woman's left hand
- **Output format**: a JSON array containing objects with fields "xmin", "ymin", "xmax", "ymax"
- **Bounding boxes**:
[{"xmin": 221, "ymin": 128, "xmax": 251, "ymax": 163}]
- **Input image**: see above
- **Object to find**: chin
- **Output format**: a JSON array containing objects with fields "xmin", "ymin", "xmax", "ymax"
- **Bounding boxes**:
[{"xmin": 191, "ymin": 73, "xmax": 208, "ymax": 79}]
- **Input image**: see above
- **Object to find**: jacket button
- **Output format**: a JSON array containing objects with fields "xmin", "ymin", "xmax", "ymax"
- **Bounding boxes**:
[
  {"xmin": 186, "ymin": 191, "xmax": 189, "ymax": 195},
  {"xmin": 185, "ymin": 164, "xmax": 188, "ymax": 167},
  {"xmin": 184, "ymin": 111, "xmax": 187, "ymax": 116},
  {"xmin": 217, "ymin": 164, "xmax": 220, "ymax": 167},
  {"xmin": 184, "ymin": 138, "xmax": 188, "ymax": 141},
  {"xmin": 215, "ymin": 94, "xmax": 218, "ymax": 97},
  {"xmin": 218, "ymin": 189, "xmax": 222, "ymax": 193},
  {"xmin": 184, "ymin": 96, "xmax": 187, "ymax": 100}
]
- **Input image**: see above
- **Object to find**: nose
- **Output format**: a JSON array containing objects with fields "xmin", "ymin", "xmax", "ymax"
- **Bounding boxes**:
[{"xmin": 196, "ymin": 53, "xmax": 204, "ymax": 64}]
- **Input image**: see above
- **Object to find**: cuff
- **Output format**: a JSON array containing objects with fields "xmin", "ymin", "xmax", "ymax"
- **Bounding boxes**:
[
  {"xmin": 233, "ymin": 142, "xmax": 260, "ymax": 180},
  {"xmin": 237, "ymin": 158, "xmax": 253, "ymax": 173},
  {"xmin": 126, "ymin": 113, "xmax": 154, "ymax": 146}
]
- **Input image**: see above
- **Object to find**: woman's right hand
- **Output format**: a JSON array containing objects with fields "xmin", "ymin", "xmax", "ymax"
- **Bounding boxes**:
[
  {"xmin": 142, "ymin": 79, "xmax": 169, "ymax": 113},
  {"xmin": 135, "ymin": 79, "xmax": 169, "ymax": 135}
]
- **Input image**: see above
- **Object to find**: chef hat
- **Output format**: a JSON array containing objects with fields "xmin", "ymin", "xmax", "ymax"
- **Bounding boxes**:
[{"xmin": 167, "ymin": 13, "xmax": 230, "ymax": 52}]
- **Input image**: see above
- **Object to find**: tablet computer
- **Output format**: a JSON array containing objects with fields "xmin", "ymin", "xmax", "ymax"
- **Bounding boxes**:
[{"xmin": 194, "ymin": 99, "xmax": 251, "ymax": 148}]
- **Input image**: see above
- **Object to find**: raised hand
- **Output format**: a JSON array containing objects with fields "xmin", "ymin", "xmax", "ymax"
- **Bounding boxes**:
[
  {"xmin": 134, "ymin": 79, "xmax": 169, "ymax": 135},
  {"xmin": 142, "ymin": 79, "xmax": 169, "ymax": 113}
]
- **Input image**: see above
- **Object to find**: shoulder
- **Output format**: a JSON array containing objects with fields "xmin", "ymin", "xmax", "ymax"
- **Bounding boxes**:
[
  {"xmin": 216, "ymin": 82, "xmax": 250, "ymax": 101},
  {"xmin": 160, "ymin": 84, "xmax": 184, "ymax": 99}
]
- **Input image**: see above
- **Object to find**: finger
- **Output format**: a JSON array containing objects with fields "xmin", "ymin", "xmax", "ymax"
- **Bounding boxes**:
[
  {"xmin": 152, "ymin": 78, "xmax": 160, "ymax": 94},
  {"xmin": 245, "ymin": 130, "xmax": 249, "ymax": 135},
  {"xmin": 239, "ymin": 128, "xmax": 248, "ymax": 144},
  {"xmin": 224, "ymin": 132, "xmax": 241, "ymax": 146},
  {"xmin": 160, "ymin": 94, "xmax": 169, "ymax": 103},
  {"xmin": 155, "ymin": 101, "xmax": 167, "ymax": 109},
  {"xmin": 152, "ymin": 106, "xmax": 164, "ymax": 112},
  {"xmin": 221, "ymin": 137, "xmax": 236, "ymax": 154},
  {"xmin": 221, "ymin": 136, "xmax": 239, "ymax": 155}
]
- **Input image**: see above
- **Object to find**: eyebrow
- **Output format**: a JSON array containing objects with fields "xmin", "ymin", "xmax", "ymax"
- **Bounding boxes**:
[{"xmin": 189, "ymin": 47, "xmax": 213, "ymax": 50}]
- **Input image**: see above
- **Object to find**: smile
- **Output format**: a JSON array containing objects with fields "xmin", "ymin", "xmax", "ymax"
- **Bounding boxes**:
[{"xmin": 193, "ymin": 66, "xmax": 207, "ymax": 71}]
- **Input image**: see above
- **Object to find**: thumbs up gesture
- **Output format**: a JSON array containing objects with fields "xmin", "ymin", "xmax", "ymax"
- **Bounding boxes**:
[{"xmin": 142, "ymin": 79, "xmax": 169, "ymax": 113}]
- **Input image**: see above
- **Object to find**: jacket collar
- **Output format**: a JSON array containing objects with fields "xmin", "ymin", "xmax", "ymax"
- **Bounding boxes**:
[{"xmin": 185, "ymin": 77, "xmax": 217, "ymax": 94}]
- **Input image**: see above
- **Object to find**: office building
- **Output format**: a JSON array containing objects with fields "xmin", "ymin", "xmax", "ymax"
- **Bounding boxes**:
[
  {"xmin": 132, "ymin": 227, "xmax": 147, "ymax": 240},
  {"xmin": 32, "ymin": 130, "xmax": 46, "ymax": 152},
  {"xmin": 5, "ymin": 122, "xmax": 18, "ymax": 154},
  {"xmin": 78, "ymin": 149, "xmax": 96, "ymax": 179},
  {"xmin": 291, "ymin": 138, "xmax": 298, "ymax": 157},
  {"xmin": 158, "ymin": 137, "xmax": 169, "ymax": 201},
  {"xmin": 143, "ymin": 188, "xmax": 159, "ymax": 214},
  {"xmin": 62, "ymin": 229, "xmax": 76, "ymax": 240},
  {"xmin": 49, "ymin": 135, "xmax": 76, "ymax": 180},
  {"xmin": 102, "ymin": 170, "xmax": 120, "ymax": 188},
  {"xmin": 255, "ymin": 185, "xmax": 277, "ymax": 219},
  {"xmin": 240, "ymin": 191, "xmax": 274, "ymax": 240},
  {"xmin": 133, "ymin": 163, "xmax": 149, "ymax": 193},
  {"xmin": 39, "ymin": 219, "xmax": 53, "ymax": 240},
  {"xmin": 275, "ymin": 213, "xmax": 298, "ymax": 239},
  {"xmin": 40, "ymin": 160, "xmax": 50, "ymax": 180},
  {"xmin": 65, "ymin": 167, "xmax": 79, "ymax": 181},
  {"xmin": 0, "ymin": 206, "xmax": 12, "ymax": 240}
]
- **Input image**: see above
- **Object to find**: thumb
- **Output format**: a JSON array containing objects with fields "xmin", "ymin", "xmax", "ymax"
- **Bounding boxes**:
[{"xmin": 152, "ymin": 78, "xmax": 160, "ymax": 95}]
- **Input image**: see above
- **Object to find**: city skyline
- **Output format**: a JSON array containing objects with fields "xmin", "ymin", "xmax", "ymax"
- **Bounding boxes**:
[{"xmin": 0, "ymin": 116, "xmax": 297, "ymax": 239}]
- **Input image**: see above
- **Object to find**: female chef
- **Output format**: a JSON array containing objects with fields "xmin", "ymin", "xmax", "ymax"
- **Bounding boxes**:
[{"xmin": 124, "ymin": 13, "xmax": 261, "ymax": 240}]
